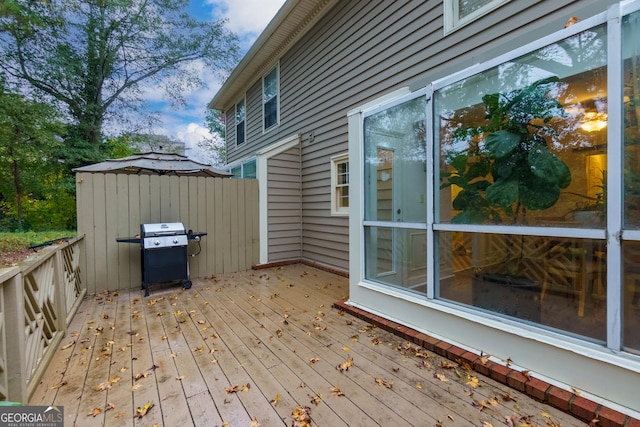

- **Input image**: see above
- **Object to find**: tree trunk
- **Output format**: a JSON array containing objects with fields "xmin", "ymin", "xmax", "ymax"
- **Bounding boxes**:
[{"xmin": 9, "ymin": 146, "xmax": 23, "ymax": 229}]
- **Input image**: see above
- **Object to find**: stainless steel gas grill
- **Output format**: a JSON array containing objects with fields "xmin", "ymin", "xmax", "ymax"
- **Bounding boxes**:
[{"xmin": 117, "ymin": 222, "xmax": 207, "ymax": 296}]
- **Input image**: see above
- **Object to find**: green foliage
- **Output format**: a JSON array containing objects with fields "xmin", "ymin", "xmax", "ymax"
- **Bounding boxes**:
[
  {"xmin": 0, "ymin": 230, "xmax": 73, "ymax": 252},
  {"xmin": 202, "ymin": 108, "xmax": 227, "ymax": 166},
  {"xmin": 0, "ymin": 0, "xmax": 240, "ymax": 158},
  {"xmin": 441, "ymin": 77, "xmax": 571, "ymax": 224},
  {"xmin": 0, "ymin": 82, "xmax": 67, "ymax": 230}
]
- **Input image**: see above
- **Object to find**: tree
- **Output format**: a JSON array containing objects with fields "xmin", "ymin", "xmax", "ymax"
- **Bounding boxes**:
[
  {"xmin": 0, "ymin": 82, "xmax": 65, "ymax": 230},
  {"xmin": 201, "ymin": 108, "xmax": 226, "ymax": 167},
  {"xmin": 0, "ymin": 0, "xmax": 240, "ymax": 167}
]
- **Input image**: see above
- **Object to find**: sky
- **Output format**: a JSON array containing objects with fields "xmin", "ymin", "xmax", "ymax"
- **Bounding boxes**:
[{"xmin": 145, "ymin": 0, "xmax": 287, "ymax": 164}]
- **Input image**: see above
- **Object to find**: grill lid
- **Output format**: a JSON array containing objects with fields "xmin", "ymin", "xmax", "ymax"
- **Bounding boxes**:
[{"xmin": 141, "ymin": 222, "xmax": 186, "ymax": 237}]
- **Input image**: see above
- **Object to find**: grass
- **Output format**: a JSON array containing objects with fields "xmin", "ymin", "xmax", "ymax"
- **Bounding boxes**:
[{"xmin": 0, "ymin": 230, "xmax": 76, "ymax": 252}]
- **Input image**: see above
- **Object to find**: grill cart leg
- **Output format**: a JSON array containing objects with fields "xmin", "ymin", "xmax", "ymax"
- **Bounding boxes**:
[
  {"xmin": 142, "ymin": 281, "xmax": 150, "ymax": 297},
  {"xmin": 183, "ymin": 280, "xmax": 192, "ymax": 290}
]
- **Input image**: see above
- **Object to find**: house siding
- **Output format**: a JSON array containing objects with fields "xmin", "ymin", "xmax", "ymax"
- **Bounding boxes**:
[
  {"xmin": 223, "ymin": 0, "xmax": 614, "ymax": 273},
  {"xmin": 267, "ymin": 145, "xmax": 302, "ymax": 262}
]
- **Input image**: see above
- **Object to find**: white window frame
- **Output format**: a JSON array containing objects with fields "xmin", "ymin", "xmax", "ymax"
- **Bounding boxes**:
[
  {"xmin": 262, "ymin": 63, "xmax": 280, "ymax": 132},
  {"xmin": 443, "ymin": 0, "xmax": 511, "ymax": 34},
  {"xmin": 235, "ymin": 96, "xmax": 246, "ymax": 146},
  {"xmin": 331, "ymin": 153, "xmax": 350, "ymax": 216}
]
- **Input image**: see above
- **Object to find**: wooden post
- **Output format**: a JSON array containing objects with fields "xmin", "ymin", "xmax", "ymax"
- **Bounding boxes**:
[{"xmin": 2, "ymin": 268, "xmax": 27, "ymax": 403}]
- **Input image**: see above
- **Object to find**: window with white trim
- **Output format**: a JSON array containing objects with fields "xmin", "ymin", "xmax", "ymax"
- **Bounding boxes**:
[
  {"xmin": 263, "ymin": 64, "xmax": 279, "ymax": 131},
  {"xmin": 331, "ymin": 154, "xmax": 349, "ymax": 215},
  {"xmin": 235, "ymin": 97, "xmax": 246, "ymax": 146},
  {"xmin": 443, "ymin": 0, "xmax": 510, "ymax": 34}
]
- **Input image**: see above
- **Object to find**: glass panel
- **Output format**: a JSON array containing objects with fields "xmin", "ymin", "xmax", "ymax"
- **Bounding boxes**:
[
  {"xmin": 263, "ymin": 67, "xmax": 278, "ymax": 102},
  {"xmin": 231, "ymin": 166, "xmax": 241, "ymax": 178},
  {"xmin": 623, "ymin": 242, "xmax": 640, "ymax": 352},
  {"xmin": 264, "ymin": 97, "xmax": 277, "ymax": 129},
  {"xmin": 438, "ymin": 231, "xmax": 606, "ymax": 341},
  {"xmin": 623, "ymin": 11, "xmax": 640, "ymax": 229},
  {"xmin": 243, "ymin": 160, "xmax": 256, "ymax": 179},
  {"xmin": 436, "ymin": 25, "xmax": 607, "ymax": 227},
  {"xmin": 365, "ymin": 226, "xmax": 427, "ymax": 294},
  {"xmin": 364, "ymin": 96, "xmax": 427, "ymax": 223},
  {"xmin": 458, "ymin": 0, "xmax": 495, "ymax": 20},
  {"xmin": 236, "ymin": 99, "xmax": 245, "ymax": 145}
]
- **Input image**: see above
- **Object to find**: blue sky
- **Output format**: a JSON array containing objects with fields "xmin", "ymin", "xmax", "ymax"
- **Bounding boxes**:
[{"xmin": 144, "ymin": 0, "xmax": 286, "ymax": 163}]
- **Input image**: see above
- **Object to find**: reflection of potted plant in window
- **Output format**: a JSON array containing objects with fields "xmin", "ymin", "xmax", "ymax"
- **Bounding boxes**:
[{"xmin": 441, "ymin": 77, "xmax": 571, "ymax": 225}]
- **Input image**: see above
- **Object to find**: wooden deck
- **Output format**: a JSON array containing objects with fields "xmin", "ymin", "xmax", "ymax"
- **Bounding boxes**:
[{"xmin": 30, "ymin": 264, "xmax": 588, "ymax": 426}]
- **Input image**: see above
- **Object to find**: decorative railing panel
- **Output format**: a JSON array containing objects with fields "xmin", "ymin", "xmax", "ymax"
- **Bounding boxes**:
[{"xmin": 0, "ymin": 235, "xmax": 85, "ymax": 403}]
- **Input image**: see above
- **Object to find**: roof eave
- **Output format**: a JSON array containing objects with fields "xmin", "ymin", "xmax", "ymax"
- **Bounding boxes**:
[{"xmin": 208, "ymin": 0, "xmax": 338, "ymax": 112}]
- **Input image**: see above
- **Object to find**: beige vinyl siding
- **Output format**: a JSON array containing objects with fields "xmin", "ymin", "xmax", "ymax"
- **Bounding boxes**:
[
  {"xmin": 222, "ymin": 0, "xmax": 613, "ymax": 272},
  {"xmin": 267, "ymin": 145, "xmax": 302, "ymax": 262}
]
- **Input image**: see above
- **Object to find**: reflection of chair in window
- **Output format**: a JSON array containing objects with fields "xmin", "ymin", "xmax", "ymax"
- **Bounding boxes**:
[
  {"xmin": 624, "ymin": 247, "xmax": 640, "ymax": 307},
  {"xmin": 541, "ymin": 239, "xmax": 606, "ymax": 317}
]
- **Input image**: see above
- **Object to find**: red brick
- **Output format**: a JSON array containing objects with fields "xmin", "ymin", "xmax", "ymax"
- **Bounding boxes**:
[
  {"xmin": 413, "ymin": 332, "xmax": 431, "ymax": 347},
  {"xmin": 506, "ymin": 370, "xmax": 528, "ymax": 392},
  {"xmin": 434, "ymin": 340, "xmax": 452, "ymax": 357},
  {"xmin": 446, "ymin": 345, "xmax": 466, "ymax": 361},
  {"xmin": 474, "ymin": 359, "xmax": 494, "ymax": 376},
  {"xmin": 627, "ymin": 417, "xmax": 640, "ymax": 427},
  {"xmin": 489, "ymin": 363, "xmax": 512, "ymax": 384},
  {"xmin": 595, "ymin": 406, "xmax": 628, "ymax": 427},
  {"xmin": 525, "ymin": 377, "xmax": 550, "ymax": 402},
  {"xmin": 421, "ymin": 335, "xmax": 440, "ymax": 353},
  {"xmin": 547, "ymin": 386, "xmax": 573, "ymax": 412},
  {"xmin": 569, "ymin": 396, "xmax": 598, "ymax": 423},
  {"xmin": 394, "ymin": 324, "xmax": 411, "ymax": 340}
]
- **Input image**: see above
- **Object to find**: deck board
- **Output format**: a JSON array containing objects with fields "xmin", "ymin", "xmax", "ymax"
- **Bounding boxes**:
[{"xmin": 30, "ymin": 264, "xmax": 588, "ymax": 427}]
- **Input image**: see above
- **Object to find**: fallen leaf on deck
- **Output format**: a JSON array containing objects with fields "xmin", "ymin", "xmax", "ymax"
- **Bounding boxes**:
[
  {"xmin": 88, "ymin": 407, "xmax": 102, "ymax": 417},
  {"xmin": 176, "ymin": 376, "xmax": 184, "ymax": 380},
  {"xmin": 135, "ymin": 402, "xmax": 154, "ymax": 419},
  {"xmin": 291, "ymin": 406, "xmax": 312, "ymax": 427},
  {"xmin": 309, "ymin": 357, "xmax": 319, "ymax": 364},
  {"xmin": 440, "ymin": 361, "xmax": 457, "ymax": 369},
  {"xmin": 94, "ymin": 382, "xmax": 112, "ymax": 391},
  {"xmin": 61, "ymin": 341, "xmax": 75, "ymax": 350},
  {"xmin": 374, "ymin": 378, "xmax": 393, "ymax": 388},
  {"xmin": 148, "ymin": 364, "xmax": 159, "ymax": 371},
  {"xmin": 134, "ymin": 372, "xmax": 150, "ymax": 381},
  {"xmin": 466, "ymin": 376, "xmax": 479, "ymax": 388},
  {"xmin": 105, "ymin": 402, "xmax": 115, "ymax": 411},
  {"xmin": 225, "ymin": 385, "xmax": 239, "ymax": 394},
  {"xmin": 310, "ymin": 394, "xmax": 321, "ymax": 405},
  {"xmin": 249, "ymin": 418, "xmax": 260, "ymax": 427},
  {"xmin": 241, "ymin": 383, "xmax": 250, "ymax": 392},
  {"xmin": 131, "ymin": 383, "xmax": 142, "ymax": 391},
  {"xmin": 336, "ymin": 355, "xmax": 353, "ymax": 372},
  {"xmin": 50, "ymin": 380, "xmax": 67, "ymax": 390},
  {"xmin": 270, "ymin": 393, "xmax": 281, "ymax": 406},
  {"xmin": 329, "ymin": 387, "xmax": 344, "ymax": 397},
  {"xmin": 434, "ymin": 373, "xmax": 449, "ymax": 382}
]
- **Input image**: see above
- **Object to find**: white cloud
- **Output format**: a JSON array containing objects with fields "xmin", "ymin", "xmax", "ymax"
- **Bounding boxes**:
[
  {"xmin": 119, "ymin": 0, "xmax": 286, "ymax": 163},
  {"xmin": 206, "ymin": 0, "xmax": 286, "ymax": 37}
]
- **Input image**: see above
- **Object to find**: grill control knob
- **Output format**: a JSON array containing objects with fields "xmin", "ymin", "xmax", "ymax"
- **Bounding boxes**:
[
  {"xmin": 154, "ymin": 240, "xmax": 160, "ymax": 246},
  {"xmin": 173, "ymin": 238, "xmax": 178, "ymax": 244}
]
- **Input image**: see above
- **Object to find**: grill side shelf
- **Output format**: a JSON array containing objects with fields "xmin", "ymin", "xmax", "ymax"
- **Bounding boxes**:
[{"xmin": 116, "ymin": 237, "xmax": 142, "ymax": 244}]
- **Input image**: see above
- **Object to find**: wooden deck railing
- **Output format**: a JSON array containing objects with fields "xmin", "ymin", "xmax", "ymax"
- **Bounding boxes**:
[{"xmin": 0, "ymin": 235, "xmax": 85, "ymax": 403}]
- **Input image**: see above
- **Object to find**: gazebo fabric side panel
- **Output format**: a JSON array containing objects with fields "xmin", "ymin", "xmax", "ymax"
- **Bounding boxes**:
[{"xmin": 76, "ymin": 172, "xmax": 259, "ymax": 294}]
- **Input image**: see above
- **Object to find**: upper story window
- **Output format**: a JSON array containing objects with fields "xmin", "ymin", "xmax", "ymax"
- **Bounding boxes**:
[
  {"xmin": 235, "ymin": 97, "xmax": 246, "ymax": 146},
  {"xmin": 331, "ymin": 153, "xmax": 349, "ymax": 215},
  {"xmin": 263, "ymin": 64, "xmax": 279, "ymax": 131},
  {"xmin": 443, "ymin": 0, "xmax": 510, "ymax": 34}
]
